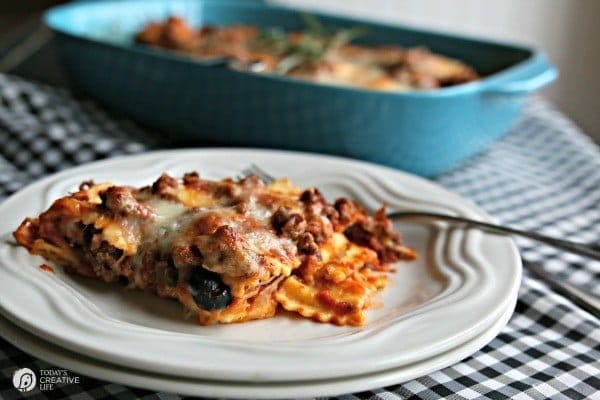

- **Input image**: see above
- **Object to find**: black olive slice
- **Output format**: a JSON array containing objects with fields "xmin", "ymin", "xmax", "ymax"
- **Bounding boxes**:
[{"xmin": 188, "ymin": 267, "xmax": 232, "ymax": 311}]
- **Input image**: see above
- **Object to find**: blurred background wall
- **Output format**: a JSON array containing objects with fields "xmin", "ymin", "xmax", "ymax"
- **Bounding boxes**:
[{"xmin": 276, "ymin": 0, "xmax": 600, "ymax": 141}]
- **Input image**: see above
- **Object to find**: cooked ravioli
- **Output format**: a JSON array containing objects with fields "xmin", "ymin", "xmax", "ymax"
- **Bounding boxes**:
[{"xmin": 14, "ymin": 172, "xmax": 416, "ymax": 326}]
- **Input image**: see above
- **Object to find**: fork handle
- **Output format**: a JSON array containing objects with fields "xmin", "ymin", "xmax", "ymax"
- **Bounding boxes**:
[
  {"xmin": 386, "ymin": 212, "xmax": 600, "ymax": 261},
  {"xmin": 524, "ymin": 260, "xmax": 600, "ymax": 319}
]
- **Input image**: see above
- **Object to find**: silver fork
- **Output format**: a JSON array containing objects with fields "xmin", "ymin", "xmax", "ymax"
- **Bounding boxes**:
[{"xmin": 242, "ymin": 164, "xmax": 600, "ymax": 318}]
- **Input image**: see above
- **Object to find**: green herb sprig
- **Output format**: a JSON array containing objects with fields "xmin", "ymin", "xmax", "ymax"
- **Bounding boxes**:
[{"xmin": 255, "ymin": 13, "xmax": 366, "ymax": 74}]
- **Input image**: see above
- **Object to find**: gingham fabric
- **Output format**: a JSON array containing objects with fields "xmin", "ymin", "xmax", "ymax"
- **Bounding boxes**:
[{"xmin": 0, "ymin": 73, "xmax": 598, "ymax": 400}]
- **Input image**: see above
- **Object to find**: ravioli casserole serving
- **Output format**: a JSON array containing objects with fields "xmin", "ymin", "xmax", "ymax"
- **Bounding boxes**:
[{"xmin": 14, "ymin": 172, "xmax": 416, "ymax": 326}]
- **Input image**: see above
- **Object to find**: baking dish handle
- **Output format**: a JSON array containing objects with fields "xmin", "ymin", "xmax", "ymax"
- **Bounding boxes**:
[{"xmin": 482, "ymin": 61, "xmax": 558, "ymax": 96}]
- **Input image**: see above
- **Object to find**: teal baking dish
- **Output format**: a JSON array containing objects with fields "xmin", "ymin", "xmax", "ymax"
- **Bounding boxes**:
[{"xmin": 44, "ymin": 0, "xmax": 557, "ymax": 176}]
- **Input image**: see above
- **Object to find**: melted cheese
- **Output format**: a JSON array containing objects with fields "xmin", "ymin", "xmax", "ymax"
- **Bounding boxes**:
[
  {"xmin": 146, "ymin": 199, "xmax": 190, "ymax": 254},
  {"xmin": 126, "ymin": 195, "xmax": 299, "ymax": 279}
]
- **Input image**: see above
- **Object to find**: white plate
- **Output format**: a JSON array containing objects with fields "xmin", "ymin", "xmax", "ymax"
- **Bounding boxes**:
[
  {"xmin": 0, "ymin": 298, "xmax": 516, "ymax": 398},
  {"xmin": 0, "ymin": 149, "xmax": 521, "ymax": 382}
]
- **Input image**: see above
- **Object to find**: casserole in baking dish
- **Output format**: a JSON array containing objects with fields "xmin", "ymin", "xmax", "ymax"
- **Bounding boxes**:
[{"xmin": 45, "ymin": 0, "xmax": 557, "ymax": 176}]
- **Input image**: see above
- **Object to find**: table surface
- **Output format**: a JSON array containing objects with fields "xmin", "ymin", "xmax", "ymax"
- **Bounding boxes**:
[{"xmin": 0, "ymin": 71, "xmax": 598, "ymax": 400}]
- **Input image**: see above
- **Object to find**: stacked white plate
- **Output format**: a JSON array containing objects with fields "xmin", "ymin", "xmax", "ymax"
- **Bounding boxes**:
[{"xmin": 0, "ymin": 150, "xmax": 521, "ymax": 398}]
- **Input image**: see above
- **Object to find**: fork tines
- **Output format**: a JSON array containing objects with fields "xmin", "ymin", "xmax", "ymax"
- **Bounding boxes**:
[{"xmin": 239, "ymin": 164, "xmax": 275, "ymax": 183}]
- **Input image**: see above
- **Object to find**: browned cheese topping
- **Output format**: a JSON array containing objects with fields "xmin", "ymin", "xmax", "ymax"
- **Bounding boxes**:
[{"xmin": 135, "ymin": 16, "xmax": 478, "ymax": 91}]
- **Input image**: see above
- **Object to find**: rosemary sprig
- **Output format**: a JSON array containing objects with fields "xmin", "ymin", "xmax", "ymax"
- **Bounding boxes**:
[
  {"xmin": 301, "ymin": 13, "xmax": 327, "ymax": 38},
  {"xmin": 254, "ymin": 14, "xmax": 366, "ymax": 74}
]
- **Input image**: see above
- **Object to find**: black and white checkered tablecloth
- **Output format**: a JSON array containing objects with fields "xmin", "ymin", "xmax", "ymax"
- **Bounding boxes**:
[{"xmin": 0, "ymin": 73, "xmax": 598, "ymax": 400}]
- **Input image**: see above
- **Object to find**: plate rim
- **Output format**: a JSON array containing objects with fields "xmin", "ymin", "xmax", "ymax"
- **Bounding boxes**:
[{"xmin": 0, "ymin": 297, "xmax": 517, "ymax": 399}]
